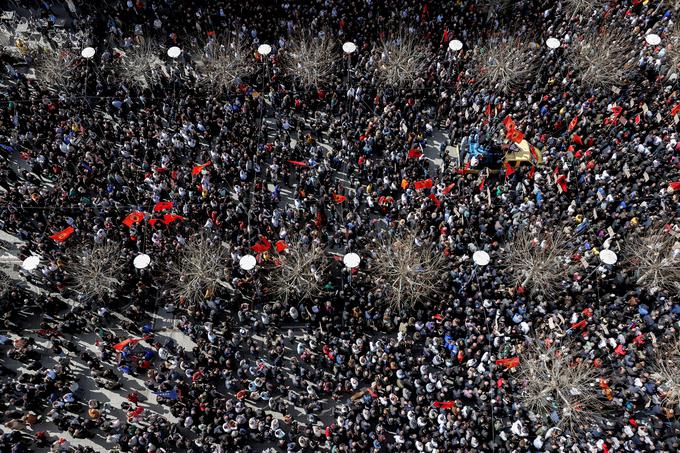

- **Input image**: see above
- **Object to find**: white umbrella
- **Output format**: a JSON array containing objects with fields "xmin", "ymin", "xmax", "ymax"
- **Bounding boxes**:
[{"xmin": 257, "ymin": 44, "xmax": 272, "ymax": 56}]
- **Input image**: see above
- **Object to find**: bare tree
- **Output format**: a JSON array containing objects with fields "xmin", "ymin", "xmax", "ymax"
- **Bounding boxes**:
[
  {"xmin": 570, "ymin": 30, "xmax": 635, "ymax": 90},
  {"xmin": 370, "ymin": 232, "xmax": 445, "ymax": 313},
  {"xmin": 267, "ymin": 242, "xmax": 329, "ymax": 303},
  {"xmin": 116, "ymin": 40, "xmax": 166, "ymax": 89},
  {"xmin": 167, "ymin": 235, "xmax": 230, "ymax": 303},
  {"xmin": 516, "ymin": 339, "xmax": 609, "ymax": 435},
  {"xmin": 0, "ymin": 270, "xmax": 13, "ymax": 299},
  {"xmin": 624, "ymin": 228, "xmax": 680, "ymax": 295},
  {"xmin": 501, "ymin": 230, "xmax": 576, "ymax": 298},
  {"xmin": 666, "ymin": 24, "xmax": 680, "ymax": 78},
  {"xmin": 563, "ymin": 0, "xmax": 606, "ymax": 17},
  {"xmin": 375, "ymin": 32, "xmax": 430, "ymax": 88},
  {"xmin": 192, "ymin": 35, "xmax": 254, "ymax": 93},
  {"xmin": 652, "ymin": 333, "xmax": 680, "ymax": 408},
  {"xmin": 471, "ymin": 36, "xmax": 536, "ymax": 93},
  {"xmin": 33, "ymin": 49, "xmax": 77, "ymax": 90},
  {"xmin": 283, "ymin": 30, "xmax": 338, "ymax": 88},
  {"xmin": 68, "ymin": 242, "xmax": 126, "ymax": 300}
]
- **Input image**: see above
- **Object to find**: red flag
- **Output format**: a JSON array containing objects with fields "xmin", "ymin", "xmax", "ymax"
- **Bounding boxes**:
[
  {"xmin": 501, "ymin": 115, "xmax": 516, "ymax": 131},
  {"xmin": 571, "ymin": 320, "xmax": 587, "ymax": 330},
  {"xmin": 192, "ymin": 160, "xmax": 212, "ymax": 176},
  {"xmin": 442, "ymin": 182, "xmax": 455, "ymax": 195},
  {"xmin": 507, "ymin": 129, "xmax": 524, "ymax": 143},
  {"xmin": 251, "ymin": 236, "xmax": 271, "ymax": 253},
  {"xmin": 113, "ymin": 338, "xmax": 143, "ymax": 351},
  {"xmin": 287, "ymin": 160, "xmax": 308, "ymax": 167},
  {"xmin": 671, "ymin": 103, "xmax": 680, "ymax": 117},
  {"xmin": 432, "ymin": 313, "xmax": 443, "ymax": 320},
  {"xmin": 414, "ymin": 179, "xmax": 433, "ymax": 190},
  {"xmin": 129, "ymin": 406, "xmax": 144, "ymax": 418},
  {"xmin": 568, "ymin": 116, "xmax": 578, "ymax": 131},
  {"xmin": 478, "ymin": 178, "xmax": 485, "ymax": 191},
  {"xmin": 556, "ymin": 174, "xmax": 568, "ymax": 193},
  {"xmin": 572, "ymin": 134, "xmax": 583, "ymax": 145},
  {"xmin": 50, "ymin": 226, "xmax": 74, "ymax": 242},
  {"xmin": 163, "ymin": 213, "xmax": 184, "ymax": 224},
  {"xmin": 668, "ymin": 181, "xmax": 680, "ymax": 192},
  {"xmin": 634, "ymin": 114, "xmax": 641, "ymax": 124},
  {"xmin": 275, "ymin": 240, "xmax": 288, "ymax": 253},
  {"xmin": 333, "ymin": 194, "xmax": 347, "ymax": 203},
  {"xmin": 504, "ymin": 162, "xmax": 516, "ymax": 177},
  {"xmin": 611, "ymin": 106, "xmax": 623, "ymax": 117},
  {"xmin": 153, "ymin": 201, "xmax": 173, "ymax": 212},
  {"xmin": 495, "ymin": 357, "xmax": 520, "ymax": 369},
  {"xmin": 528, "ymin": 166, "xmax": 536, "ymax": 180},
  {"xmin": 407, "ymin": 148, "xmax": 423, "ymax": 159},
  {"xmin": 149, "ymin": 219, "xmax": 161, "ymax": 227},
  {"xmin": 433, "ymin": 401, "xmax": 455, "ymax": 410},
  {"xmin": 428, "ymin": 193, "xmax": 441, "ymax": 208},
  {"xmin": 122, "ymin": 212, "xmax": 145, "ymax": 227}
]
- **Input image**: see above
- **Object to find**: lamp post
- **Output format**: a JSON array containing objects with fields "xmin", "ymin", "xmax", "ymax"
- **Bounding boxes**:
[
  {"xmin": 442, "ymin": 39, "xmax": 463, "ymax": 124},
  {"xmin": 167, "ymin": 47, "xmax": 182, "ymax": 122},
  {"xmin": 21, "ymin": 255, "xmax": 40, "ymax": 271},
  {"xmin": 133, "ymin": 253, "xmax": 151, "ymax": 270},
  {"xmin": 644, "ymin": 34, "xmax": 661, "ymax": 46},
  {"xmin": 342, "ymin": 42, "xmax": 356, "ymax": 115},
  {"xmin": 239, "ymin": 254, "xmax": 257, "ymax": 271},
  {"xmin": 546, "ymin": 38, "xmax": 560, "ymax": 50},
  {"xmin": 472, "ymin": 250, "xmax": 495, "ymax": 452},
  {"xmin": 341, "ymin": 252, "xmax": 360, "ymax": 326},
  {"xmin": 81, "ymin": 47, "xmax": 95, "ymax": 97},
  {"xmin": 447, "ymin": 39, "xmax": 463, "ymax": 83},
  {"xmin": 257, "ymin": 44, "xmax": 272, "ymax": 136}
]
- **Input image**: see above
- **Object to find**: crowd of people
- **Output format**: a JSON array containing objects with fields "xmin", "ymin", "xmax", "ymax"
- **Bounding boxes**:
[{"xmin": 0, "ymin": 0, "xmax": 679, "ymax": 452}]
